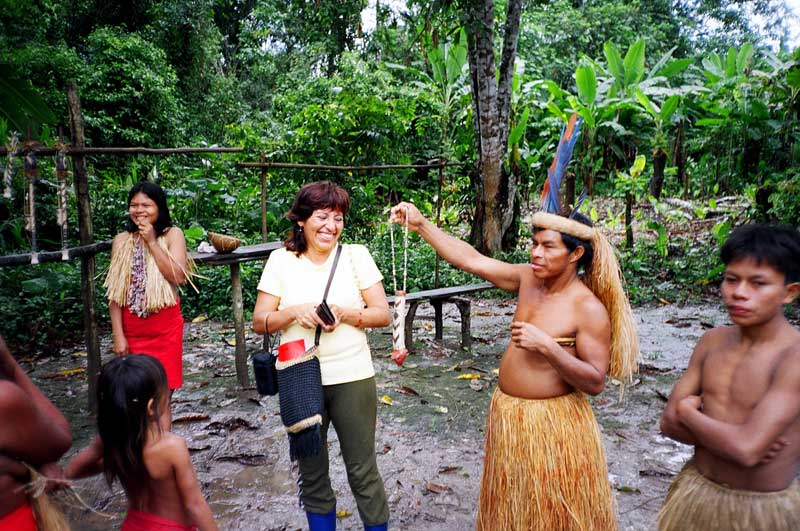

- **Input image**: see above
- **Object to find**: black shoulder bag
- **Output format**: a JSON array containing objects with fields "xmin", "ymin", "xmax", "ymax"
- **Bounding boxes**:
[{"xmin": 252, "ymin": 314, "xmax": 279, "ymax": 396}]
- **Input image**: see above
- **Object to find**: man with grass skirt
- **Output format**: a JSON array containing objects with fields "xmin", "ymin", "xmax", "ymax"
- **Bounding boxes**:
[{"xmin": 390, "ymin": 116, "xmax": 639, "ymax": 531}]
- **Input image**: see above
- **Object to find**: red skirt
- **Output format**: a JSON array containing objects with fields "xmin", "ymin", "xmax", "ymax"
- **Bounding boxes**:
[
  {"xmin": 0, "ymin": 501, "xmax": 36, "ymax": 531},
  {"xmin": 122, "ymin": 301, "xmax": 184, "ymax": 389},
  {"xmin": 121, "ymin": 510, "xmax": 197, "ymax": 531}
]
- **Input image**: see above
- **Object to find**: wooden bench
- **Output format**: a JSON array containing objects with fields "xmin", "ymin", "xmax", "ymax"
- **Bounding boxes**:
[{"xmin": 387, "ymin": 282, "xmax": 495, "ymax": 351}]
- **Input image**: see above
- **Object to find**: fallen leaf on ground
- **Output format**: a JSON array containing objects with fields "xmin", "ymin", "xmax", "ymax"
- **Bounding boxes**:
[
  {"xmin": 438, "ymin": 466, "xmax": 461, "ymax": 474},
  {"xmin": 225, "ymin": 338, "xmax": 236, "ymax": 346},
  {"xmin": 397, "ymin": 386, "xmax": 419, "ymax": 396},
  {"xmin": 192, "ymin": 314, "xmax": 208, "ymax": 323},
  {"xmin": 42, "ymin": 367, "xmax": 86, "ymax": 379},
  {"xmin": 216, "ymin": 453, "xmax": 271, "ymax": 466},
  {"xmin": 188, "ymin": 444, "xmax": 212, "ymax": 452},
  {"xmin": 173, "ymin": 414, "xmax": 210, "ymax": 424},
  {"xmin": 336, "ymin": 510, "xmax": 352, "ymax": 518},
  {"xmin": 380, "ymin": 395, "xmax": 393, "ymax": 406},
  {"xmin": 381, "ymin": 445, "xmax": 392, "ymax": 454},
  {"xmin": 456, "ymin": 373, "xmax": 481, "ymax": 380},
  {"xmin": 491, "ymin": 368, "xmax": 499, "ymax": 375},
  {"xmin": 205, "ymin": 417, "xmax": 257, "ymax": 432},
  {"xmin": 425, "ymin": 482, "xmax": 451, "ymax": 494},
  {"xmin": 432, "ymin": 405, "xmax": 448, "ymax": 414},
  {"xmin": 71, "ymin": 351, "xmax": 88, "ymax": 358}
]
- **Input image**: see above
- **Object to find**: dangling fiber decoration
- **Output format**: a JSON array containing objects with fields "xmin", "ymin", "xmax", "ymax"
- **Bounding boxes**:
[
  {"xmin": 389, "ymin": 206, "xmax": 409, "ymax": 366},
  {"xmin": 55, "ymin": 146, "xmax": 69, "ymax": 261},
  {"xmin": 3, "ymin": 134, "xmax": 18, "ymax": 198},
  {"xmin": 531, "ymin": 113, "xmax": 639, "ymax": 392},
  {"xmin": 23, "ymin": 464, "xmax": 71, "ymax": 531},
  {"xmin": 24, "ymin": 151, "xmax": 39, "ymax": 265}
]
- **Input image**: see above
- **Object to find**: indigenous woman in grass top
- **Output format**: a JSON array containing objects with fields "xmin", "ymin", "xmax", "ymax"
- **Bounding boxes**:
[
  {"xmin": 252, "ymin": 181, "xmax": 391, "ymax": 531},
  {"xmin": 104, "ymin": 181, "xmax": 193, "ymax": 390}
]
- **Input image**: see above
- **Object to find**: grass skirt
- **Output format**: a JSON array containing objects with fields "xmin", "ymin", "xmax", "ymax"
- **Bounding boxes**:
[
  {"xmin": 657, "ymin": 460, "xmax": 800, "ymax": 531},
  {"xmin": 477, "ymin": 388, "xmax": 616, "ymax": 531}
]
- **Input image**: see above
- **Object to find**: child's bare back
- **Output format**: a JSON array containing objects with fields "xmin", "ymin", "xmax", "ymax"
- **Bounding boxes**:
[
  {"xmin": 132, "ymin": 432, "xmax": 208, "ymax": 527},
  {"xmin": 692, "ymin": 324, "xmax": 800, "ymax": 491}
]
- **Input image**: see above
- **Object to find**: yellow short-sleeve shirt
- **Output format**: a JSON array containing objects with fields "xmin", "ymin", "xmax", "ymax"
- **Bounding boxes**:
[{"xmin": 257, "ymin": 244, "xmax": 383, "ymax": 385}]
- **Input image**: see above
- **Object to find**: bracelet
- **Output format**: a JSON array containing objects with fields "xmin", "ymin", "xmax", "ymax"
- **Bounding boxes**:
[{"xmin": 356, "ymin": 311, "xmax": 364, "ymax": 329}]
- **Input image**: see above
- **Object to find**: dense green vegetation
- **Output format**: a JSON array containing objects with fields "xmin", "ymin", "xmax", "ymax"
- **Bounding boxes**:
[{"xmin": 1, "ymin": 0, "xmax": 798, "ymax": 348}]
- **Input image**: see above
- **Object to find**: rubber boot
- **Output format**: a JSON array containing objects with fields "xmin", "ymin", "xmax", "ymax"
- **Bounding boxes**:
[
  {"xmin": 306, "ymin": 510, "xmax": 336, "ymax": 531},
  {"xmin": 363, "ymin": 523, "xmax": 387, "ymax": 531}
]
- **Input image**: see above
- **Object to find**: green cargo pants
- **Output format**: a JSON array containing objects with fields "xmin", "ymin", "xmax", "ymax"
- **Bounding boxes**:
[{"xmin": 297, "ymin": 376, "xmax": 389, "ymax": 525}]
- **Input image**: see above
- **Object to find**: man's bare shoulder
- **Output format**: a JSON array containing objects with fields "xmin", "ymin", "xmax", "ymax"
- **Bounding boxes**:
[
  {"xmin": 573, "ymin": 284, "xmax": 609, "ymax": 323},
  {"xmin": 774, "ymin": 339, "xmax": 800, "ymax": 376}
]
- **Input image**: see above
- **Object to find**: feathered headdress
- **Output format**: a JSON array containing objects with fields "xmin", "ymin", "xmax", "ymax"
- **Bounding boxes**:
[{"xmin": 531, "ymin": 113, "xmax": 639, "ymax": 384}]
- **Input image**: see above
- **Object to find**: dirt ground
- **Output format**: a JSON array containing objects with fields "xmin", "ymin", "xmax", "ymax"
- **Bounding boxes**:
[{"xmin": 28, "ymin": 295, "xmax": 732, "ymax": 530}]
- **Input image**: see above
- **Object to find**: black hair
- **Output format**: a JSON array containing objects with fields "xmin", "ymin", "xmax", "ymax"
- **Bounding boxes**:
[
  {"xmin": 96, "ymin": 354, "xmax": 168, "ymax": 492},
  {"xmin": 720, "ymin": 224, "xmax": 800, "ymax": 283},
  {"xmin": 533, "ymin": 212, "xmax": 594, "ymax": 270},
  {"xmin": 124, "ymin": 181, "xmax": 173, "ymax": 236},
  {"xmin": 284, "ymin": 180, "xmax": 351, "ymax": 255}
]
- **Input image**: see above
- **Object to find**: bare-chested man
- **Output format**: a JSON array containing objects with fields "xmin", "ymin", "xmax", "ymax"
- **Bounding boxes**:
[
  {"xmin": 391, "ymin": 203, "xmax": 638, "ymax": 531},
  {"xmin": 658, "ymin": 224, "xmax": 800, "ymax": 530},
  {"xmin": 0, "ymin": 335, "xmax": 72, "ymax": 530}
]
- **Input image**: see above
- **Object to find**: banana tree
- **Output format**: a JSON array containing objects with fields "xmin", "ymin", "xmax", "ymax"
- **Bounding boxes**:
[
  {"xmin": 635, "ymin": 90, "xmax": 681, "ymax": 198},
  {"xmin": 545, "ymin": 39, "xmax": 692, "ymax": 197},
  {"xmin": 614, "ymin": 154, "xmax": 647, "ymax": 247}
]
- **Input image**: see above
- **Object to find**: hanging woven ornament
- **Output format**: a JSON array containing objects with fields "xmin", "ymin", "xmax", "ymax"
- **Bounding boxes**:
[
  {"xmin": 24, "ymin": 151, "xmax": 39, "ymax": 265},
  {"xmin": 55, "ymin": 147, "xmax": 69, "ymax": 260},
  {"xmin": 389, "ymin": 206, "xmax": 409, "ymax": 366},
  {"xmin": 3, "ymin": 134, "xmax": 18, "ymax": 199}
]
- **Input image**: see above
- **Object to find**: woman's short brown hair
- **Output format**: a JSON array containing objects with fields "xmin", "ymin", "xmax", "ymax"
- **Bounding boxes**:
[{"xmin": 285, "ymin": 181, "xmax": 351, "ymax": 255}]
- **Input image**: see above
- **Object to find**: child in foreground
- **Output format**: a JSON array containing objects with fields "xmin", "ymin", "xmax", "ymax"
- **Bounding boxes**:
[
  {"xmin": 658, "ymin": 224, "xmax": 800, "ymax": 530},
  {"xmin": 65, "ymin": 355, "xmax": 217, "ymax": 531}
]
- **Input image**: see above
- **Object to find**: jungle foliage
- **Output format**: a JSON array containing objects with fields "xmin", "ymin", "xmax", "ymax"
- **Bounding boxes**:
[{"xmin": 0, "ymin": 0, "xmax": 798, "ymax": 348}]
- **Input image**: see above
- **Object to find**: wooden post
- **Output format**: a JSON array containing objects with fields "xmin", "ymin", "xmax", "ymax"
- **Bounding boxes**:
[
  {"xmin": 434, "ymin": 165, "xmax": 444, "ymax": 288},
  {"xmin": 67, "ymin": 82, "xmax": 101, "ymax": 412},
  {"xmin": 230, "ymin": 263, "xmax": 249, "ymax": 387},
  {"xmin": 260, "ymin": 152, "xmax": 268, "ymax": 243}
]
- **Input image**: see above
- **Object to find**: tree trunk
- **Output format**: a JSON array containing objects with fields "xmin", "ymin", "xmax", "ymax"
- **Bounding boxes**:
[
  {"xmin": 625, "ymin": 191, "xmax": 634, "ymax": 248},
  {"xmin": 565, "ymin": 172, "xmax": 576, "ymax": 212},
  {"xmin": 464, "ymin": 0, "xmax": 523, "ymax": 255},
  {"xmin": 648, "ymin": 148, "xmax": 667, "ymax": 199},
  {"xmin": 672, "ymin": 120, "xmax": 688, "ymax": 198}
]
